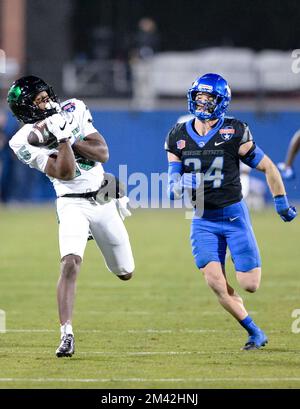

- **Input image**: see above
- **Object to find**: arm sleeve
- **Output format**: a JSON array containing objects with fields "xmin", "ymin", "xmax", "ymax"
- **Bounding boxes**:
[{"xmin": 167, "ymin": 161, "xmax": 183, "ymax": 200}]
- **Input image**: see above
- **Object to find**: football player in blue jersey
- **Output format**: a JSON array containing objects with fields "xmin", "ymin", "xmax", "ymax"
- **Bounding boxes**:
[{"xmin": 165, "ymin": 73, "xmax": 297, "ymax": 350}]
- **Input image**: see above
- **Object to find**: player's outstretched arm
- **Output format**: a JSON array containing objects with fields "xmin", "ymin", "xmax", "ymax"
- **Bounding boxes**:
[
  {"xmin": 256, "ymin": 155, "xmax": 297, "ymax": 222},
  {"xmin": 277, "ymin": 130, "xmax": 300, "ymax": 179},
  {"xmin": 239, "ymin": 141, "xmax": 297, "ymax": 222},
  {"xmin": 72, "ymin": 132, "xmax": 109, "ymax": 163}
]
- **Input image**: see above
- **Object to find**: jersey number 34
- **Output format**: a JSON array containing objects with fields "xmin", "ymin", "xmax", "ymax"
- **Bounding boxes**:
[{"xmin": 184, "ymin": 157, "xmax": 224, "ymax": 188}]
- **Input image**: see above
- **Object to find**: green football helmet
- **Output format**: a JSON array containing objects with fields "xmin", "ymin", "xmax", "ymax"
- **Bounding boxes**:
[{"xmin": 7, "ymin": 75, "xmax": 59, "ymax": 124}]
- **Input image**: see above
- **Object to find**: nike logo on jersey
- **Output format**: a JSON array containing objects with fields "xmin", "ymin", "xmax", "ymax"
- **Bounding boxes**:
[
  {"xmin": 59, "ymin": 122, "xmax": 66, "ymax": 131},
  {"xmin": 229, "ymin": 216, "xmax": 239, "ymax": 222},
  {"xmin": 214, "ymin": 141, "xmax": 225, "ymax": 146}
]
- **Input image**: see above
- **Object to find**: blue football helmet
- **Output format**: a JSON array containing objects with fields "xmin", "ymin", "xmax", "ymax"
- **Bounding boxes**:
[{"xmin": 187, "ymin": 73, "xmax": 231, "ymax": 121}]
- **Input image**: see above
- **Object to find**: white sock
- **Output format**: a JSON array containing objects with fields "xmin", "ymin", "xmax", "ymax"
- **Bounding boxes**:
[{"xmin": 60, "ymin": 322, "xmax": 74, "ymax": 338}]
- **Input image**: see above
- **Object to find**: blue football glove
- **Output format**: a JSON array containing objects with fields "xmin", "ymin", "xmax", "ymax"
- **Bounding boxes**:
[
  {"xmin": 168, "ymin": 172, "xmax": 202, "ymax": 200},
  {"xmin": 274, "ymin": 195, "xmax": 297, "ymax": 222},
  {"xmin": 180, "ymin": 173, "xmax": 202, "ymax": 189},
  {"xmin": 277, "ymin": 162, "xmax": 295, "ymax": 180}
]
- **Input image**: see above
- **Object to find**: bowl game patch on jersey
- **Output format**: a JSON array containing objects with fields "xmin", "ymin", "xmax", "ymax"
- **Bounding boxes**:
[
  {"xmin": 62, "ymin": 102, "xmax": 76, "ymax": 112},
  {"xmin": 219, "ymin": 126, "xmax": 235, "ymax": 141}
]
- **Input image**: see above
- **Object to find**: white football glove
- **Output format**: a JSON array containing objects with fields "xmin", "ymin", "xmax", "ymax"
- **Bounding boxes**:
[
  {"xmin": 45, "ymin": 113, "xmax": 75, "ymax": 144},
  {"xmin": 45, "ymin": 100, "xmax": 61, "ymax": 113},
  {"xmin": 116, "ymin": 196, "xmax": 132, "ymax": 220}
]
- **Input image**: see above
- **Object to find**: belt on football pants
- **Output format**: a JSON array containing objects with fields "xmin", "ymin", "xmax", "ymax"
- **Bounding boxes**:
[{"xmin": 59, "ymin": 191, "xmax": 98, "ymax": 199}]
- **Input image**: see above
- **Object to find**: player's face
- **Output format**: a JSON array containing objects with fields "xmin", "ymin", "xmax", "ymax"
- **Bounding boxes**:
[
  {"xmin": 33, "ymin": 91, "xmax": 50, "ymax": 110},
  {"xmin": 195, "ymin": 92, "xmax": 216, "ymax": 114}
]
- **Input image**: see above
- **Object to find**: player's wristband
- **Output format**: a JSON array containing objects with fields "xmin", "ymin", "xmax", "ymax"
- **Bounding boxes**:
[
  {"xmin": 274, "ymin": 194, "xmax": 297, "ymax": 222},
  {"xmin": 274, "ymin": 194, "xmax": 289, "ymax": 212},
  {"xmin": 167, "ymin": 161, "xmax": 183, "ymax": 200}
]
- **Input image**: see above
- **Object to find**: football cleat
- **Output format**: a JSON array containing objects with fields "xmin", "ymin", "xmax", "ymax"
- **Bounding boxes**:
[
  {"xmin": 242, "ymin": 329, "xmax": 268, "ymax": 351},
  {"xmin": 56, "ymin": 334, "xmax": 75, "ymax": 357}
]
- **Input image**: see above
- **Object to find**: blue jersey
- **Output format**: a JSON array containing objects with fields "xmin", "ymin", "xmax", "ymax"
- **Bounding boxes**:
[{"xmin": 165, "ymin": 116, "xmax": 253, "ymax": 209}]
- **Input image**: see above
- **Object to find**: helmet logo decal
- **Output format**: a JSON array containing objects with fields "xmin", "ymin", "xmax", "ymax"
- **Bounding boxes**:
[
  {"xmin": 197, "ymin": 84, "xmax": 213, "ymax": 93},
  {"xmin": 8, "ymin": 85, "xmax": 22, "ymax": 103}
]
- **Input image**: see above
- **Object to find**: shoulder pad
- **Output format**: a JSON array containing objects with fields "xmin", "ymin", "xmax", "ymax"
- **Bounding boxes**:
[
  {"xmin": 174, "ymin": 121, "xmax": 187, "ymax": 133},
  {"xmin": 177, "ymin": 114, "xmax": 193, "ymax": 124},
  {"xmin": 223, "ymin": 116, "xmax": 242, "ymax": 126}
]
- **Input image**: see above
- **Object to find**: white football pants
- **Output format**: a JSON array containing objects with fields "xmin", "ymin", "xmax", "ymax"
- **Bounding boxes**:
[{"xmin": 56, "ymin": 197, "xmax": 135, "ymax": 276}]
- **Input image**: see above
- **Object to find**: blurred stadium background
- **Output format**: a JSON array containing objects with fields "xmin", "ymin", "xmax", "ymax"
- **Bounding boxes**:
[
  {"xmin": 1, "ymin": 0, "xmax": 300, "ymax": 390},
  {"xmin": 1, "ymin": 0, "xmax": 300, "ymax": 204}
]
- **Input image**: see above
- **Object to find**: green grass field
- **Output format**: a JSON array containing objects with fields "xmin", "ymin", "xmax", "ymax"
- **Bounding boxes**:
[{"xmin": 0, "ymin": 205, "xmax": 299, "ymax": 389}]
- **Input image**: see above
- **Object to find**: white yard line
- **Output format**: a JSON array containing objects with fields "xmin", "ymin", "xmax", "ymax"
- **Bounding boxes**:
[
  {"xmin": 0, "ymin": 350, "xmax": 242, "ymax": 355},
  {"xmin": 0, "ymin": 377, "xmax": 299, "ymax": 383},
  {"xmin": 4, "ymin": 328, "xmax": 282, "ymax": 334},
  {"xmin": 0, "ymin": 350, "xmax": 296, "ymax": 356}
]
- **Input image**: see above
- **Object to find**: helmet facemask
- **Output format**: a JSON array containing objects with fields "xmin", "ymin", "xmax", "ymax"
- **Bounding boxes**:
[
  {"xmin": 19, "ymin": 86, "xmax": 58, "ymax": 123},
  {"xmin": 194, "ymin": 92, "xmax": 218, "ymax": 118},
  {"xmin": 188, "ymin": 90, "xmax": 223, "ymax": 121}
]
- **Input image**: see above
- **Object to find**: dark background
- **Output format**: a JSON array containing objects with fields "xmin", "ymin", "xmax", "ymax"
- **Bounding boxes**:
[
  {"xmin": 24, "ymin": 0, "xmax": 300, "ymax": 93},
  {"xmin": 70, "ymin": 0, "xmax": 300, "ymax": 54}
]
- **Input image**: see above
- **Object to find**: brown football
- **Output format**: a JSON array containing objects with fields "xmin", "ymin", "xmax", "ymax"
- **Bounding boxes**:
[{"xmin": 27, "ymin": 120, "xmax": 57, "ymax": 148}]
